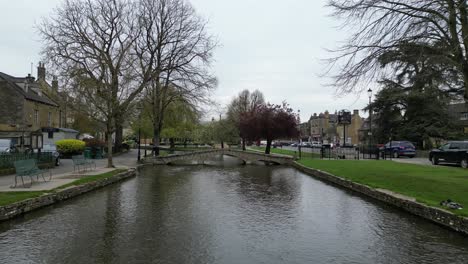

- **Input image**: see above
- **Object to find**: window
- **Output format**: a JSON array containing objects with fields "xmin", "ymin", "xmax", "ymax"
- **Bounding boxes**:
[
  {"xmin": 450, "ymin": 143, "xmax": 461, "ymax": 149},
  {"xmin": 34, "ymin": 110, "xmax": 39, "ymax": 125},
  {"xmin": 48, "ymin": 112, "xmax": 52, "ymax": 126},
  {"xmin": 461, "ymin": 112, "xmax": 468, "ymax": 120},
  {"xmin": 441, "ymin": 143, "xmax": 450, "ymax": 150}
]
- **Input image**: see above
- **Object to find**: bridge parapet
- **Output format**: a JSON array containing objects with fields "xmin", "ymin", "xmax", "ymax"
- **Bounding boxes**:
[{"xmin": 142, "ymin": 149, "xmax": 295, "ymax": 165}]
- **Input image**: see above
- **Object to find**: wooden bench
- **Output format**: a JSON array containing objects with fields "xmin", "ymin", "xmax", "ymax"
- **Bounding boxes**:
[
  {"xmin": 13, "ymin": 159, "xmax": 51, "ymax": 188},
  {"xmin": 72, "ymin": 155, "xmax": 96, "ymax": 172}
]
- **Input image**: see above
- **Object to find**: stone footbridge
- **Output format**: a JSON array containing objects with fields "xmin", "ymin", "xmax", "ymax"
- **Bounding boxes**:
[{"xmin": 143, "ymin": 149, "xmax": 295, "ymax": 165}]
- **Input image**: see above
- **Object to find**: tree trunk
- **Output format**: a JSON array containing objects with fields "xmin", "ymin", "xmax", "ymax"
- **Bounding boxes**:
[
  {"xmin": 153, "ymin": 125, "xmax": 160, "ymax": 156},
  {"xmin": 265, "ymin": 139, "xmax": 272, "ymax": 154},
  {"xmin": 170, "ymin": 138, "xmax": 175, "ymax": 149},
  {"xmin": 114, "ymin": 121, "xmax": 123, "ymax": 153},
  {"xmin": 106, "ymin": 130, "xmax": 114, "ymax": 168},
  {"xmin": 242, "ymin": 138, "xmax": 246, "ymax": 150}
]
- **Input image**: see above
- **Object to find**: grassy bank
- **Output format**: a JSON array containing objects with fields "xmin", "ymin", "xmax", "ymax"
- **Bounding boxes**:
[
  {"xmin": 56, "ymin": 169, "xmax": 127, "ymax": 190},
  {"xmin": 249, "ymin": 146, "xmax": 321, "ymax": 159},
  {"xmin": 0, "ymin": 191, "xmax": 47, "ymax": 207},
  {"xmin": 298, "ymin": 159, "xmax": 468, "ymax": 217},
  {"xmin": 0, "ymin": 169, "xmax": 127, "ymax": 207}
]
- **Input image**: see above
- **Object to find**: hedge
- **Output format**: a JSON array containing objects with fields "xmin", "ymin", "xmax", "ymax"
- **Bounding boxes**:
[{"xmin": 56, "ymin": 139, "xmax": 86, "ymax": 156}]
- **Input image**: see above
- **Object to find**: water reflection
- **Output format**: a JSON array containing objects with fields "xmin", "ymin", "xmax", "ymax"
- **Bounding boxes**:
[{"xmin": 0, "ymin": 161, "xmax": 467, "ymax": 264}]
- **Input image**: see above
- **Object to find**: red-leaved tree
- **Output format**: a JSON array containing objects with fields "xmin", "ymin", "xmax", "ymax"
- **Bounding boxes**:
[{"xmin": 240, "ymin": 103, "xmax": 299, "ymax": 154}]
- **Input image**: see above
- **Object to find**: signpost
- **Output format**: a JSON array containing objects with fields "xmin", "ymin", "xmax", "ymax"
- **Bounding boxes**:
[{"xmin": 338, "ymin": 110, "xmax": 352, "ymax": 147}]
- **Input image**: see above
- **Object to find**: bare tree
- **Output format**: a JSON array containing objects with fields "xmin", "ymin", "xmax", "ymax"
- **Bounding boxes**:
[
  {"xmin": 137, "ymin": 0, "xmax": 217, "ymax": 156},
  {"xmin": 327, "ymin": 0, "xmax": 468, "ymax": 99},
  {"xmin": 226, "ymin": 89, "xmax": 265, "ymax": 150},
  {"xmin": 39, "ymin": 0, "xmax": 154, "ymax": 167}
]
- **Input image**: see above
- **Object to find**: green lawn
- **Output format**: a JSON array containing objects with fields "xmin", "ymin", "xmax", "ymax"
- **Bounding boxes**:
[
  {"xmin": 0, "ymin": 191, "xmax": 47, "ymax": 207},
  {"xmin": 56, "ymin": 169, "xmax": 127, "ymax": 190},
  {"xmin": 298, "ymin": 159, "xmax": 468, "ymax": 216},
  {"xmin": 0, "ymin": 169, "xmax": 127, "ymax": 207},
  {"xmin": 249, "ymin": 146, "xmax": 321, "ymax": 159}
]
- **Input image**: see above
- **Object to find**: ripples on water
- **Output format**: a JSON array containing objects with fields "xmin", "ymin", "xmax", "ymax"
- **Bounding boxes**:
[{"xmin": 0, "ymin": 155, "xmax": 467, "ymax": 264}]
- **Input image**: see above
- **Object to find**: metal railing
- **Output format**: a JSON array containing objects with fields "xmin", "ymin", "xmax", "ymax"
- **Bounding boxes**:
[{"xmin": 0, "ymin": 152, "xmax": 53, "ymax": 170}]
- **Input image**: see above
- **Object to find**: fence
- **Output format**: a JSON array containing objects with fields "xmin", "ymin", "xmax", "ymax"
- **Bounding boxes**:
[
  {"xmin": 0, "ymin": 152, "xmax": 53, "ymax": 170},
  {"xmin": 320, "ymin": 146, "xmax": 381, "ymax": 160}
]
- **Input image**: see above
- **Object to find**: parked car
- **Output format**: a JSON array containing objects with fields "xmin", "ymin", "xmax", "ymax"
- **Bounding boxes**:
[
  {"xmin": 429, "ymin": 141, "xmax": 468, "ymax": 168},
  {"xmin": 300, "ymin": 142, "xmax": 312, "ymax": 148},
  {"xmin": 36, "ymin": 144, "xmax": 60, "ymax": 166},
  {"xmin": 381, "ymin": 141, "xmax": 416, "ymax": 158},
  {"xmin": 311, "ymin": 141, "xmax": 322, "ymax": 148},
  {"xmin": 290, "ymin": 142, "xmax": 298, "ymax": 147},
  {"xmin": 0, "ymin": 139, "xmax": 15, "ymax": 153}
]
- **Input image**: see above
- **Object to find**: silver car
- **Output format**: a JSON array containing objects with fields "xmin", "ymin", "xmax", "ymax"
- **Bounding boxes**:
[{"xmin": 0, "ymin": 139, "xmax": 14, "ymax": 153}]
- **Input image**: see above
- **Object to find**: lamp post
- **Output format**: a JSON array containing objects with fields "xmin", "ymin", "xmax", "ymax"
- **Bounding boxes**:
[
  {"xmin": 298, "ymin": 109, "xmax": 302, "ymax": 159},
  {"xmin": 367, "ymin": 88, "xmax": 373, "ymax": 159},
  {"xmin": 137, "ymin": 105, "xmax": 143, "ymax": 162}
]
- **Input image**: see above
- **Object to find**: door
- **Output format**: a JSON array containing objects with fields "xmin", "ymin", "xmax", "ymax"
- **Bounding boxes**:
[
  {"xmin": 437, "ymin": 143, "xmax": 450, "ymax": 161},
  {"xmin": 447, "ymin": 143, "xmax": 462, "ymax": 162}
]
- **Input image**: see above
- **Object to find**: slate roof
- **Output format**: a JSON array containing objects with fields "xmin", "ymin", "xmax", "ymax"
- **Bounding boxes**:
[{"xmin": 0, "ymin": 72, "xmax": 58, "ymax": 107}]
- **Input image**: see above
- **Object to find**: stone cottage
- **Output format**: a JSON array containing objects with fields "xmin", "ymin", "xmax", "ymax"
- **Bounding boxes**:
[{"xmin": 0, "ymin": 64, "xmax": 73, "ymax": 149}]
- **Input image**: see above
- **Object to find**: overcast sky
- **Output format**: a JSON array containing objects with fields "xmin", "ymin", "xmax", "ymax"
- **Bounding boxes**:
[{"xmin": 0, "ymin": 0, "xmax": 370, "ymax": 121}]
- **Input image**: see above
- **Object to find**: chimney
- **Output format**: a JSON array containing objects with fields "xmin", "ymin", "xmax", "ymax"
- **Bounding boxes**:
[
  {"xmin": 37, "ymin": 62, "xmax": 46, "ymax": 80},
  {"xmin": 25, "ymin": 73, "xmax": 35, "ymax": 83},
  {"xmin": 52, "ymin": 76, "xmax": 58, "ymax": 92},
  {"xmin": 353, "ymin": 109, "xmax": 359, "ymax": 116}
]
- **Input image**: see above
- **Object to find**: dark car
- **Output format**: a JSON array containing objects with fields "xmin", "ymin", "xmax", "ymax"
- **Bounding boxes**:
[
  {"xmin": 381, "ymin": 141, "xmax": 416, "ymax": 158},
  {"xmin": 429, "ymin": 141, "xmax": 468, "ymax": 168}
]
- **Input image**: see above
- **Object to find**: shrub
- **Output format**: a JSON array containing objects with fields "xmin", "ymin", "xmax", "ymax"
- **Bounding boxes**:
[
  {"xmin": 84, "ymin": 138, "xmax": 106, "ymax": 148},
  {"xmin": 56, "ymin": 139, "xmax": 86, "ymax": 156}
]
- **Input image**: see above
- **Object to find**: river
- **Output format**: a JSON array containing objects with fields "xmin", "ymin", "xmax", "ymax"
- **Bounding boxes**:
[{"xmin": 0, "ymin": 156, "xmax": 467, "ymax": 263}]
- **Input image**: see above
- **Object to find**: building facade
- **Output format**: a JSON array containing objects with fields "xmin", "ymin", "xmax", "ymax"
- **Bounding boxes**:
[
  {"xmin": 309, "ymin": 110, "xmax": 338, "ymax": 143},
  {"xmin": 0, "ymin": 63, "xmax": 73, "ymax": 148},
  {"xmin": 308, "ymin": 109, "xmax": 363, "ymax": 145}
]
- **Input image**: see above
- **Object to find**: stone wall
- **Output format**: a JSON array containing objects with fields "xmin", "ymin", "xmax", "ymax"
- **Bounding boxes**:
[
  {"xmin": 24, "ymin": 100, "xmax": 60, "ymax": 131},
  {"xmin": 292, "ymin": 162, "xmax": 468, "ymax": 235},
  {"xmin": 0, "ymin": 169, "xmax": 136, "ymax": 222}
]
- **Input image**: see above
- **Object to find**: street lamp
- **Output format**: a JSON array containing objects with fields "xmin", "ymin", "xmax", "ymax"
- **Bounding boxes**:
[
  {"xmin": 367, "ymin": 88, "xmax": 373, "ymax": 159},
  {"xmin": 137, "ymin": 105, "xmax": 143, "ymax": 162},
  {"xmin": 298, "ymin": 109, "xmax": 301, "ymax": 159}
]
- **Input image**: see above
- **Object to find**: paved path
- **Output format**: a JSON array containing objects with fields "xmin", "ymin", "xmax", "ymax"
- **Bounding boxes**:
[
  {"xmin": 0, "ymin": 150, "xmax": 139, "ymax": 192},
  {"xmin": 391, "ymin": 157, "xmax": 433, "ymax": 166}
]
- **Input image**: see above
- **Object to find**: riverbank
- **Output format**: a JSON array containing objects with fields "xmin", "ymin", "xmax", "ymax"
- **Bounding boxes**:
[
  {"xmin": 294, "ymin": 159, "xmax": 468, "ymax": 235},
  {"xmin": 0, "ymin": 168, "xmax": 136, "ymax": 221}
]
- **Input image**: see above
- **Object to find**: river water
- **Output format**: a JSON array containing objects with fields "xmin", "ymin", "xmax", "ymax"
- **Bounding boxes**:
[{"xmin": 0, "ymin": 156, "xmax": 467, "ymax": 263}]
